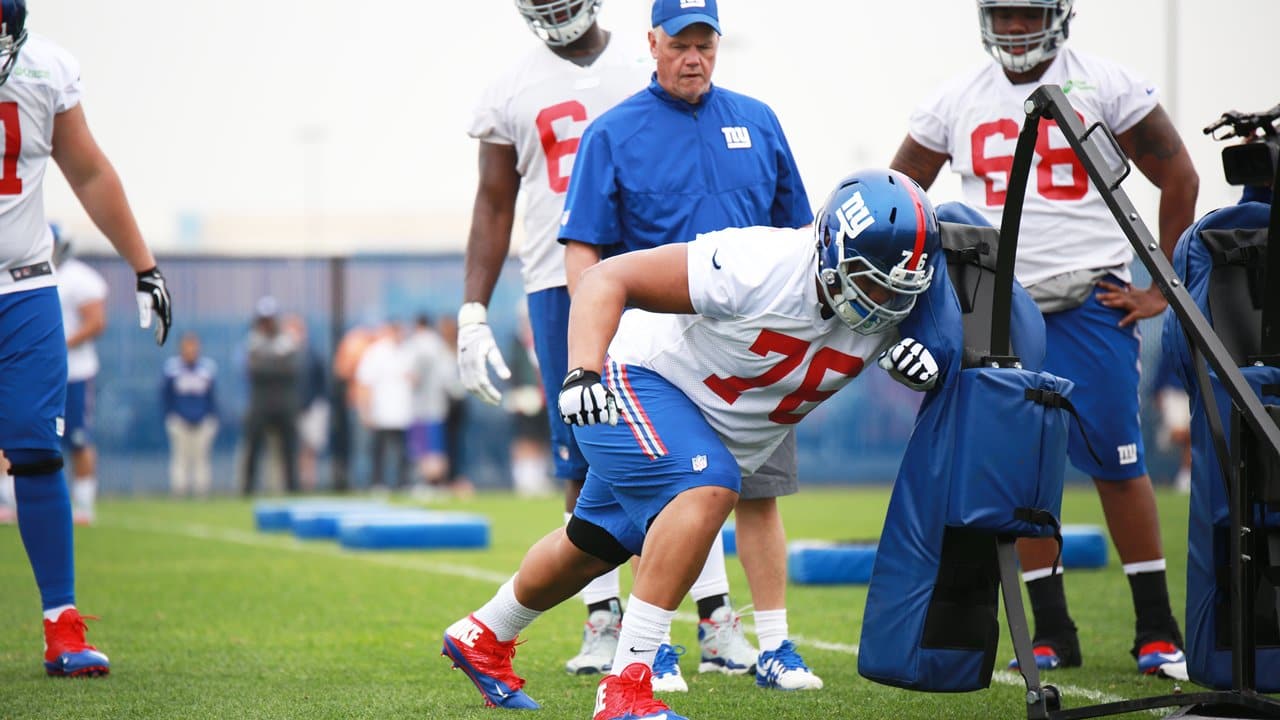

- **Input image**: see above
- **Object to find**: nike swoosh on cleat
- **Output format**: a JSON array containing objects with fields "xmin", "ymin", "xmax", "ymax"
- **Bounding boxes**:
[{"xmin": 629, "ymin": 647, "xmax": 657, "ymax": 654}]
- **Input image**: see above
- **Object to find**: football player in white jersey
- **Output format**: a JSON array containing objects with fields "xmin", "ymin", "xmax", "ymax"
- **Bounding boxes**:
[
  {"xmin": 443, "ymin": 169, "xmax": 943, "ymax": 718},
  {"xmin": 455, "ymin": 0, "xmax": 656, "ymax": 676},
  {"xmin": 51, "ymin": 226, "xmax": 107, "ymax": 525},
  {"xmin": 889, "ymin": 0, "xmax": 1198, "ymax": 678},
  {"xmin": 0, "ymin": 0, "xmax": 172, "ymax": 679}
]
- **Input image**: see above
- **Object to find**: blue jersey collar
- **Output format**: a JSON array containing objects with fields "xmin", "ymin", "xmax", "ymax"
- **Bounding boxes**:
[{"xmin": 646, "ymin": 73, "xmax": 716, "ymax": 112}]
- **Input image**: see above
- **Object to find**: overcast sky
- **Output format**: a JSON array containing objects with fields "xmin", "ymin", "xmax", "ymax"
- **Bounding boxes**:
[{"xmin": 35, "ymin": 0, "xmax": 1278, "ymax": 254}]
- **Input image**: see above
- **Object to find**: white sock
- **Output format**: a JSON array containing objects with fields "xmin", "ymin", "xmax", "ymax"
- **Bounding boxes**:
[
  {"xmin": 1021, "ymin": 565, "xmax": 1064, "ymax": 583},
  {"xmin": 43, "ymin": 604, "xmax": 74, "ymax": 623},
  {"xmin": 688, "ymin": 530, "xmax": 730, "ymax": 601},
  {"xmin": 612, "ymin": 595, "xmax": 675, "ymax": 675},
  {"xmin": 473, "ymin": 576, "xmax": 543, "ymax": 642},
  {"xmin": 72, "ymin": 477, "xmax": 97, "ymax": 511},
  {"xmin": 0, "ymin": 472, "xmax": 14, "ymax": 506},
  {"xmin": 1123, "ymin": 558, "xmax": 1167, "ymax": 575},
  {"xmin": 754, "ymin": 608, "xmax": 789, "ymax": 653}
]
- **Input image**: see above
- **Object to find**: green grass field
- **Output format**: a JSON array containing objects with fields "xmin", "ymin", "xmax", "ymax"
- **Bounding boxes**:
[{"xmin": 0, "ymin": 487, "xmax": 1195, "ymax": 719}]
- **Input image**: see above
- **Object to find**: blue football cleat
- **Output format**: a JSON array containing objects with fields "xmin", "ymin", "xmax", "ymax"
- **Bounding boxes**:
[
  {"xmin": 442, "ymin": 615, "xmax": 540, "ymax": 709},
  {"xmin": 1137, "ymin": 641, "xmax": 1188, "ymax": 680}
]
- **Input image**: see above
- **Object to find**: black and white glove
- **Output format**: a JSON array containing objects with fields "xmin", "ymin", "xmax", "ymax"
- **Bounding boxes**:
[
  {"xmin": 457, "ymin": 302, "xmax": 511, "ymax": 406},
  {"xmin": 135, "ymin": 266, "xmax": 173, "ymax": 346},
  {"xmin": 878, "ymin": 337, "xmax": 939, "ymax": 391},
  {"xmin": 558, "ymin": 368, "xmax": 618, "ymax": 427}
]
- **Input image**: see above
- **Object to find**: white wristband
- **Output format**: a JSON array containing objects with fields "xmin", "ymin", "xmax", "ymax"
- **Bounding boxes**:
[{"xmin": 458, "ymin": 302, "xmax": 488, "ymax": 327}]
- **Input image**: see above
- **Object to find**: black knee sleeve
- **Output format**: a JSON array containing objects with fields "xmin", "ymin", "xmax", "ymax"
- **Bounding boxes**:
[
  {"xmin": 6, "ymin": 450, "xmax": 63, "ymax": 477},
  {"xmin": 566, "ymin": 515, "xmax": 632, "ymax": 566}
]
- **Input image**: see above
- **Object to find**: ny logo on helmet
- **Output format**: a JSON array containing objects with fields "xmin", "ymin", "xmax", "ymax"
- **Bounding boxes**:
[{"xmin": 838, "ymin": 192, "xmax": 875, "ymax": 242}]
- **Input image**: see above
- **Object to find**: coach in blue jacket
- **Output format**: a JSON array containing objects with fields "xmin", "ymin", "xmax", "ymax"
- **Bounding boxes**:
[{"xmin": 559, "ymin": 0, "xmax": 821, "ymax": 692}]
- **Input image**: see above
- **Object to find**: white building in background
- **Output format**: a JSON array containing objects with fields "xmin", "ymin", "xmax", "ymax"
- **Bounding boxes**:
[{"xmin": 39, "ymin": 1, "xmax": 1278, "ymax": 255}]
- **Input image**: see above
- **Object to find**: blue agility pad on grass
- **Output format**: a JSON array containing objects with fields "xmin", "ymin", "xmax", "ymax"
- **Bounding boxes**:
[
  {"xmin": 788, "ymin": 541, "xmax": 877, "ymax": 585},
  {"xmin": 1060, "ymin": 524, "xmax": 1108, "ymax": 569},
  {"xmin": 287, "ymin": 502, "xmax": 394, "ymax": 540},
  {"xmin": 338, "ymin": 511, "xmax": 490, "ymax": 550},
  {"xmin": 722, "ymin": 522, "xmax": 736, "ymax": 555},
  {"xmin": 250, "ymin": 497, "xmax": 386, "ymax": 530}
]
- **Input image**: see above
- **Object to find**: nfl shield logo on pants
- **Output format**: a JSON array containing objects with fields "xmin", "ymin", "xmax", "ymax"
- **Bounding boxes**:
[{"xmin": 691, "ymin": 454, "xmax": 708, "ymax": 473}]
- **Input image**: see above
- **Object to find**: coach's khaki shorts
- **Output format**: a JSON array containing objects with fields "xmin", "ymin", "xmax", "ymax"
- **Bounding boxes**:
[{"xmin": 740, "ymin": 429, "xmax": 799, "ymax": 499}]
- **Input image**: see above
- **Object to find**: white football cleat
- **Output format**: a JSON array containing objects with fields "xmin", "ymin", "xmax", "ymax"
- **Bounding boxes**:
[
  {"xmin": 697, "ymin": 605, "xmax": 757, "ymax": 674},
  {"xmin": 756, "ymin": 640, "xmax": 823, "ymax": 691},
  {"xmin": 565, "ymin": 607, "xmax": 621, "ymax": 675},
  {"xmin": 651, "ymin": 643, "xmax": 688, "ymax": 692}
]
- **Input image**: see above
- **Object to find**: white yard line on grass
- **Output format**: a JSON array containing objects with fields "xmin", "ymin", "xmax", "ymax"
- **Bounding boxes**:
[{"xmin": 108, "ymin": 517, "xmax": 1145, "ymax": 710}]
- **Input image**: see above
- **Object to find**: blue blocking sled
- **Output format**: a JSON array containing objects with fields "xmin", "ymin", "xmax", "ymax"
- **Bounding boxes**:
[
  {"xmin": 1165, "ymin": 201, "xmax": 1280, "ymax": 692},
  {"xmin": 858, "ymin": 367, "xmax": 1073, "ymax": 692},
  {"xmin": 859, "ymin": 206, "xmax": 1074, "ymax": 692}
]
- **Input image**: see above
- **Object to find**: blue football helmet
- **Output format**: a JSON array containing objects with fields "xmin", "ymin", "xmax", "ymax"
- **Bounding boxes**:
[
  {"xmin": 515, "ymin": 0, "xmax": 602, "ymax": 47},
  {"xmin": 0, "ymin": 0, "xmax": 27, "ymax": 87},
  {"xmin": 815, "ymin": 169, "xmax": 937, "ymax": 335},
  {"xmin": 977, "ymin": 0, "xmax": 1074, "ymax": 73}
]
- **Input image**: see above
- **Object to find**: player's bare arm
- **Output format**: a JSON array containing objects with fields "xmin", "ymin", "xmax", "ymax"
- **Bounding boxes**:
[
  {"xmin": 1116, "ymin": 104, "xmax": 1199, "ymax": 260},
  {"xmin": 566, "ymin": 243, "xmax": 694, "ymax": 374},
  {"xmin": 50, "ymin": 105, "xmax": 154, "ymax": 274},
  {"xmin": 889, "ymin": 135, "xmax": 949, "ymax": 191},
  {"xmin": 564, "ymin": 239, "xmax": 603, "ymax": 295},
  {"xmin": 463, "ymin": 141, "xmax": 521, "ymax": 306},
  {"xmin": 67, "ymin": 299, "xmax": 106, "ymax": 349},
  {"xmin": 1099, "ymin": 104, "xmax": 1200, "ymax": 326}
]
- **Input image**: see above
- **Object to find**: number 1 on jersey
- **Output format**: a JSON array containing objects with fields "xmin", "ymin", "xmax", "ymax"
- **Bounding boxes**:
[{"xmin": 0, "ymin": 102, "xmax": 22, "ymax": 196}]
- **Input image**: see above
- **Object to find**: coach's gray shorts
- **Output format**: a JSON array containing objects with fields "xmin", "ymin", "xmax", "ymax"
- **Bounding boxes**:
[{"xmin": 740, "ymin": 429, "xmax": 799, "ymax": 499}]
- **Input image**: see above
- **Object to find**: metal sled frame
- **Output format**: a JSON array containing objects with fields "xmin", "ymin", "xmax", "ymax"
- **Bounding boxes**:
[{"xmin": 994, "ymin": 85, "xmax": 1280, "ymax": 720}]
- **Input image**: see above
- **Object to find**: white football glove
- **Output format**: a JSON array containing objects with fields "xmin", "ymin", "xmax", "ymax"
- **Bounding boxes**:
[
  {"xmin": 457, "ymin": 303, "xmax": 511, "ymax": 406},
  {"xmin": 558, "ymin": 368, "xmax": 618, "ymax": 427},
  {"xmin": 878, "ymin": 337, "xmax": 939, "ymax": 391}
]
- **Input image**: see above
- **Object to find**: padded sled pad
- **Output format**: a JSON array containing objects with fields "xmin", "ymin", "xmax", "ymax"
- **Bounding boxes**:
[
  {"xmin": 338, "ymin": 511, "xmax": 490, "ymax": 550},
  {"xmin": 788, "ymin": 541, "xmax": 877, "ymax": 585},
  {"xmin": 722, "ymin": 522, "xmax": 736, "ymax": 555},
  {"xmin": 1060, "ymin": 524, "xmax": 1108, "ymax": 569}
]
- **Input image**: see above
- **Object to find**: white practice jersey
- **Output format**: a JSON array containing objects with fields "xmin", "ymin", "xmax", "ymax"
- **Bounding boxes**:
[
  {"xmin": 469, "ymin": 38, "xmax": 649, "ymax": 294},
  {"xmin": 0, "ymin": 33, "xmax": 81, "ymax": 295},
  {"xmin": 57, "ymin": 257, "xmax": 107, "ymax": 381},
  {"xmin": 908, "ymin": 47, "xmax": 1158, "ymax": 287},
  {"xmin": 607, "ymin": 227, "xmax": 896, "ymax": 475}
]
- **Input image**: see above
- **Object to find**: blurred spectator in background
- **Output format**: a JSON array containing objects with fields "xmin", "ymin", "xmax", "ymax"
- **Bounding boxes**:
[
  {"xmin": 438, "ymin": 316, "xmax": 473, "ymax": 498},
  {"xmin": 406, "ymin": 314, "xmax": 451, "ymax": 495},
  {"xmin": 330, "ymin": 319, "xmax": 379, "ymax": 493},
  {"xmin": 505, "ymin": 300, "xmax": 553, "ymax": 498},
  {"xmin": 241, "ymin": 296, "xmax": 302, "ymax": 495},
  {"xmin": 0, "ymin": 453, "xmax": 13, "ymax": 524},
  {"xmin": 1151, "ymin": 350, "xmax": 1191, "ymax": 493},
  {"xmin": 52, "ymin": 226, "xmax": 108, "ymax": 525},
  {"xmin": 162, "ymin": 331, "xmax": 219, "ymax": 498},
  {"xmin": 284, "ymin": 314, "xmax": 328, "ymax": 492},
  {"xmin": 356, "ymin": 320, "xmax": 415, "ymax": 492}
]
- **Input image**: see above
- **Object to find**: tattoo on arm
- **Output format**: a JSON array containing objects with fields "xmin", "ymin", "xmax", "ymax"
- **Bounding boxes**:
[{"xmin": 1125, "ymin": 106, "xmax": 1183, "ymax": 164}]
